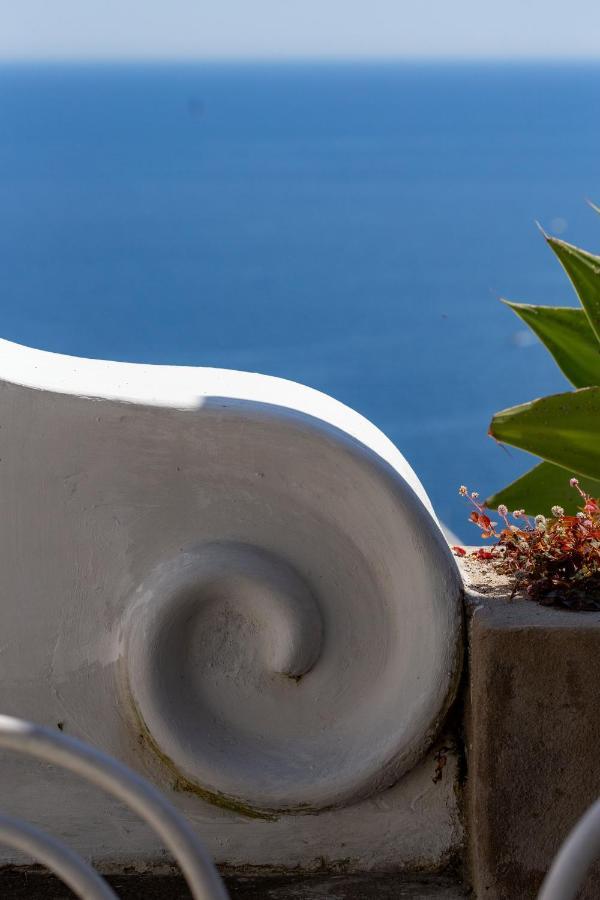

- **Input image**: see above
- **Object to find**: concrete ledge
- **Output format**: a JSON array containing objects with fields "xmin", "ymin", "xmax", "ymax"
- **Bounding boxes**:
[{"xmin": 462, "ymin": 555, "xmax": 600, "ymax": 899}]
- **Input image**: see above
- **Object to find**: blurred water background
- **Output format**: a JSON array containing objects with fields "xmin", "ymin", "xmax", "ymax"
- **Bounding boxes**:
[{"xmin": 1, "ymin": 62, "xmax": 599, "ymax": 538}]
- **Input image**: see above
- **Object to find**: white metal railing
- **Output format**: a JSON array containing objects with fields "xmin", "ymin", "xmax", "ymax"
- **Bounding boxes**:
[
  {"xmin": 538, "ymin": 796, "xmax": 600, "ymax": 899},
  {"xmin": 0, "ymin": 716, "xmax": 228, "ymax": 899}
]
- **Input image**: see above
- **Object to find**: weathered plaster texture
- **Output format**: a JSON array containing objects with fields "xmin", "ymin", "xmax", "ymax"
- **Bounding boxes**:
[
  {"xmin": 463, "ymin": 555, "xmax": 600, "ymax": 899},
  {"xmin": 0, "ymin": 340, "xmax": 463, "ymax": 871}
]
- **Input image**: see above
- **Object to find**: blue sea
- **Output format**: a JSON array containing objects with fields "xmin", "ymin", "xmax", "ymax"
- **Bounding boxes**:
[{"xmin": 1, "ymin": 62, "xmax": 599, "ymax": 538}]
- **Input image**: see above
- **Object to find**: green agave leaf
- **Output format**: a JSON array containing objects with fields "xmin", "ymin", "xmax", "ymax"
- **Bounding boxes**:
[
  {"xmin": 505, "ymin": 301, "xmax": 600, "ymax": 388},
  {"xmin": 486, "ymin": 460, "xmax": 600, "ymax": 517},
  {"xmin": 546, "ymin": 235, "xmax": 600, "ymax": 342},
  {"xmin": 489, "ymin": 387, "xmax": 600, "ymax": 480}
]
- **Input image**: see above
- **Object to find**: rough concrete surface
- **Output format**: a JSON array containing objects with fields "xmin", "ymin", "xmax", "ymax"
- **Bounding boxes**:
[
  {"xmin": 462, "ymin": 555, "xmax": 600, "ymax": 899},
  {"xmin": 0, "ymin": 872, "xmax": 470, "ymax": 899}
]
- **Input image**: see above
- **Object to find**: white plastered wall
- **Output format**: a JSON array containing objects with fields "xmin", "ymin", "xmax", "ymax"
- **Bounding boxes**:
[{"xmin": 0, "ymin": 340, "xmax": 463, "ymax": 872}]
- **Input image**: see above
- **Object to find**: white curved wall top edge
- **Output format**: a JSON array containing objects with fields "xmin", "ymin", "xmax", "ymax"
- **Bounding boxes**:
[{"xmin": 0, "ymin": 338, "xmax": 436, "ymax": 521}]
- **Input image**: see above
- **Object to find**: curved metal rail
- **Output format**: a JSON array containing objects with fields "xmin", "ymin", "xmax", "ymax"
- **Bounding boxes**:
[
  {"xmin": 538, "ymin": 796, "xmax": 600, "ymax": 899},
  {"xmin": 0, "ymin": 813, "xmax": 118, "ymax": 900},
  {"xmin": 0, "ymin": 715, "xmax": 228, "ymax": 900}
]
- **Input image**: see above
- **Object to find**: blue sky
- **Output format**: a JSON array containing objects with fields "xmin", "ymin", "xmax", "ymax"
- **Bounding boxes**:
[{"xmin": 2, "ymin": 0, "xmax": 600, "ymax": 60}]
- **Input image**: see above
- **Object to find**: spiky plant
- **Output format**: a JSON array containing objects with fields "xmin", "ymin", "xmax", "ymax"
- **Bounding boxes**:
[{"xmin": 486, "ymin": 213, "xmax": 600, "ymax": 516}]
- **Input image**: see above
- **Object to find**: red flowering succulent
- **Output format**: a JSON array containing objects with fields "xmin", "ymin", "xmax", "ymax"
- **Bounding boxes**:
[{"xmin": 453, "ymin": 479, "xmax": 600, "ymax": 610}]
